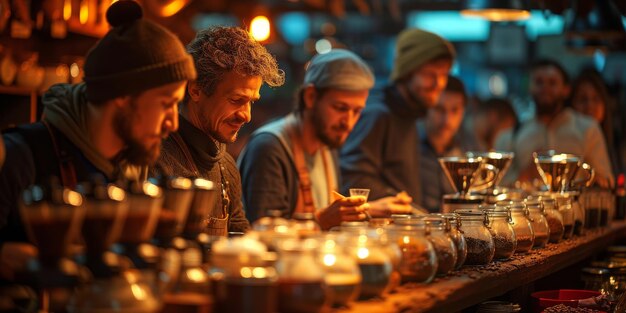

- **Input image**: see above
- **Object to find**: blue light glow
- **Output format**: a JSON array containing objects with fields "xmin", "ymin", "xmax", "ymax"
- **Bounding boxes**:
[
  {"xmin": 408, "ymin": 10, "xmax": 566, "ymax": 42},
  {"xmin": 277, "ymin": 12, "xmax": 310, "ymax": 45},
  {"xmin": 408, "ymin": 11, "xmax": 489, "ymax": 41}
]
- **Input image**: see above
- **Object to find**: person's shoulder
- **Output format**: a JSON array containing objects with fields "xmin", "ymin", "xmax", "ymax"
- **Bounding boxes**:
[
  {"xmin": 566, "ymin": 108, "xmax": 598, "ymax": 129},
  {"xmin": 238, "ymin": 131, "xmax": 291, "ymax": 171}
]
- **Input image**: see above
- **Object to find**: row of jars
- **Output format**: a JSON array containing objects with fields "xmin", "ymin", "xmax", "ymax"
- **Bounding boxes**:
[{"xmin": 205, "ymin": 192, "xmax": 597, "ymax": 313}]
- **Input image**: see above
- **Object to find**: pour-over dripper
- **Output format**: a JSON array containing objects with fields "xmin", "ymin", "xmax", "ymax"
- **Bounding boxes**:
[
  {"xmin": 466, "ymin": 151, "xmax": 514, "ymax": 189},
  {"xmin": 533, "ymin": 151, "xmax": 594, "ymax": 192},
  {"xmin": 182, "ymin": 178, "xmax": 219, "ymax": 241},
  {"xmin": 18, "ymin": 180, "xmax": 85, "ymax": 312},
  {"xmin": 438, "ymin": 156, "xmax": 497, "ymax": 197},
  {"xmin": 19, "ymin": 182, "xmax": 84, "ymax": 270},
  {"xmin": 77, "ymin": 179, "xmax": 127, "ymax": 278},
  {"xmin": 151, "ymin": 176, "xmax": 194, "ymax": 247}
]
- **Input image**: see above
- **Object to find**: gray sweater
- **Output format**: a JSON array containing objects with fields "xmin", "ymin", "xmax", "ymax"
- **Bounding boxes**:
[{"xmin": 153, "ymin": 116, "xmax": 250, "ymax": 233}]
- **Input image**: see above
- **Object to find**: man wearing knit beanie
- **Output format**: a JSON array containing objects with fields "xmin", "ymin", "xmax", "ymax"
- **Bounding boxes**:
[
  {"xmin": 340, "ymin": 28, "xmax": 455, "ymax": 211},
  {"xmin": 0, "ymin": 0, "xmax": 195, "ymax": 276},
  {"xmin": 152, "ymin": 26, "xmax": 284, "ymax": 235}
]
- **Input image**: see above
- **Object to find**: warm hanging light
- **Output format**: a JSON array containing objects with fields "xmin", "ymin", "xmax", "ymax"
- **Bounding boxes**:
[
  {"xmin": 250, "ymin": 15, "xmax": 271, "ymax": 42},
  {"xmin": 461, "ymin": 0, "xmax": 530, "ymax": 21},
  {"xmin": 160, "ymin": 0, "xmax": 189, "ymax": 17},
  {"xmin": 79, "ymin": 0, "xmax": 89, "ymax": 24},
  {"xmin": 63, "ymin": 0, "xmax": 72, "ymax": 21}
]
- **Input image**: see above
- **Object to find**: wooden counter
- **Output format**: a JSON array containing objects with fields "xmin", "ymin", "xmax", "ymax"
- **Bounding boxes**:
[{"xmin": 345, "ymin": 221, "xmax": 626, "ymax": 313}]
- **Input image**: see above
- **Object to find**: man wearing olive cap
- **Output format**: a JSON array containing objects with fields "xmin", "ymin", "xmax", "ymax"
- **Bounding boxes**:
[
  {"xmin": 239, "ymin": 49, "xmax": 413, "ymax": 229},
  {"xmin": 340, "ymin": 29, "xmax": 455, "ymax": 211}
]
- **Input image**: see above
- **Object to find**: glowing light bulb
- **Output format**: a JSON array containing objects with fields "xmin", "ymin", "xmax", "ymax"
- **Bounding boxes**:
[{"xmin": 250, "ymin": 15, "xmax": 271, "ymax": 42}]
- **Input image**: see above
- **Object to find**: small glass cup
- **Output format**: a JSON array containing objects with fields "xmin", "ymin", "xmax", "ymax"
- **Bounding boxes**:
[{"xmin": 349, "ymin": 188, "xmax": 370, "ymax": 201}]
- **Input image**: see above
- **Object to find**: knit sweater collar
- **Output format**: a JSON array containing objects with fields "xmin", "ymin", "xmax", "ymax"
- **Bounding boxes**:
[{"xmin": 177, "ymin": 115, "xmax": 224, "ymax": 167}]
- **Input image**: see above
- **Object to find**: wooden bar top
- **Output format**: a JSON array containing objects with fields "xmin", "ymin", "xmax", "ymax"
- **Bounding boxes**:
[{"xmin": 343, "ymin": 221, "xmax": 626, "ymax": 313}]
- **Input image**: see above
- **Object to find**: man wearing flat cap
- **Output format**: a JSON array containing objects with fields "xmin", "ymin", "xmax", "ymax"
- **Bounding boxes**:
[
  {"xmin": 340, "ymin": 29, "xmax": 455, "ymax": 212},
  {"xmin": 239, "ymin": 49, "xmax": 412, "ymax": 229}
]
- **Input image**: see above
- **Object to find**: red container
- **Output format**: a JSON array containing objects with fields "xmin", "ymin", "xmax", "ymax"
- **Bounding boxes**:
[{"xmin": 530, "ymin": 289, "xmax": 601, "ymax": 313}]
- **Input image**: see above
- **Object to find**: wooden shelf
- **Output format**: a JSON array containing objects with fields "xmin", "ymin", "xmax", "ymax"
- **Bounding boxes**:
[
  {"xmin": 345, "ymin": 221, "xmax": 626, "ymax": 313},
  {"xmin": 0, "ymin": 85, "xmax": 39, "ymax": 96}
]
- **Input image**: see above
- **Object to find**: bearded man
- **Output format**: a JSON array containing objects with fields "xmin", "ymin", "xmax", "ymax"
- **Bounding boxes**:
[
  {"xmin": 494, "ymin": 59, "xmax": 613, "ymax": 188},
  {"xmin": 0, "ymin": 0, "xmax": 195, "ymax": 273},
  {"xmin": 238, "ymin": 49, "xmax": 413, "ymax": 230}
]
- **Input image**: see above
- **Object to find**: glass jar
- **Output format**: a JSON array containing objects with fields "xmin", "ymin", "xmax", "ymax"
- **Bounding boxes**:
[
  {"xmin": 345, "ymin": 231, "xmax": 393, "ymax": 300},
  {"xmin": 291, "ymin": 212, "xmax": 321, "ymax": 239},
  {"xmin": 563, "ymin": 191, "xmax": 585, "ymax": 236},
  {"xmin": 375, "ymin": 227, "xmax": 402, "ymax": 293},
  {"xmin": 600, "ymin": 189, "xmax": 615, "ymax": 227},
  {"xmin": 581, "ymin": 267, "xmax": 611, "ymax": 294},
  {"xmin": 456, "ymin": 209, "xmax": 494, "ymax": 265},
  {"xmin": 555, "ymin": 194, "xmax": 575, "ymax": 239},
  {"xmin": 537, "ymin": 195, "xmax": 564, "ymax": 243},
  {"xmin": 504, "ymin": 200, "xmax": 535, "ymax": 253},
  {"xmin": 209, "ymin": 236, "xmax": 277, "ymax": 313},
  {"xmin": 275, "ymin": 238, "xmax": 329, "ymax": 313},
  {"xmin": 581, "ymin": 189, "xmax": 601, "ymax": 229},
  {"xmin": 386, "ymin": 225, "xmax": 437, "ymax": 284},
  {"xmin": 422, "ymin": 216, "xmax": 458, "ymax": 275},
  {"xmin": 525, "ymin": 197, "xmax": 550, "ymax": 248},
  {"xmin": 441, "ymin": 213, "xmax": 467, "ymax": 269},
  {"xmin": 252, "ymin": 210, "xmax": 298, "ymax": 250},
  {"xmin": 393, "ymin": 216, "xmax": 457, "ymax": 275},
  {"xmin": 316, "ymin": 233, "xmax": 362, "ymax": 308},
  {"xmin": 161, "ymin": 246, "xmax": 212, "ymax": 313},
  {"xmin": 591, "ymin": 261, "xmax": 626, "ymax": 297},
  {"xmin": 482, "ymin": 204, "xmax": 516, "ymax": 260}
]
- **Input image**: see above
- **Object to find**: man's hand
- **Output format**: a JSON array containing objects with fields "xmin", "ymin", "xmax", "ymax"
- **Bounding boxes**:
[
  {"xmin": 315, "ymin": 196, "xmax": 367, "ymax": 230},
  {"xmin": 369, "ymin": 193, "xmax": 413, "ymax": 217}
]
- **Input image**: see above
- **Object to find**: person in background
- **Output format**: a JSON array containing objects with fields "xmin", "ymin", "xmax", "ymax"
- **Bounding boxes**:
[
  {"xmin": 494, "ymin": 59, "xmax": 614, "ymax": 189},
  {"xmin": 152, "ymin": 26, "xmax": 284, "ymax": 236},
  {"xmin": 340, "ymin": 28, "xmax": 455, "ymax": 211},
  {"xmin": 460, "ymin": 97, "xmax": 518, "ymax": 151},
  {"xmin": 570, "ymin": 68, "xmax": 622, "ymax": 175},
  {"xmin": 239, "ymin": 49, "xmax": 412, "ymax": 229},
  {"xmin": 418, "ymin": 76, "xmax": 469, "ymax": 212},
  {"xmin": 0, "ymin": 0, "xmax": 196, "ymax": 276}
]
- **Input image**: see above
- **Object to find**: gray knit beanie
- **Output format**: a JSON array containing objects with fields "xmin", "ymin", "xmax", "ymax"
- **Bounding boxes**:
[
  {"xmin": 83, "ymin": 0, "xmax": 196, "ymax": 103},
  {"xmin": 390, "ymin": 29, "xmax": 455, "ymax": 82}
]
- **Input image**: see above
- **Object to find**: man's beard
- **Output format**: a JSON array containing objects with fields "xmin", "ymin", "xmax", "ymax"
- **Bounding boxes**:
[
  {"xmin": 113, "ymin": 101, "xmax": 161, "ymax": 166},
  {"xmin": 311, "ymin": 105, "xmax": 346, "ymax": 149},
  {"xmin": 534, "ymin": 98, "xmax": 563, "ymax": 116}
]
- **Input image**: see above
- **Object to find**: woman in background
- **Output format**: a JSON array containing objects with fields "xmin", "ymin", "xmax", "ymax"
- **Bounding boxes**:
[{"xmin": 570, "ymin": 69, "xmax": 622, "ymax": 176}]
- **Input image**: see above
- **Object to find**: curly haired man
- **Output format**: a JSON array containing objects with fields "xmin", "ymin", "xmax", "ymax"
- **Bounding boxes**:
[{"xmin": 152, "ymin": 26, "xmax": 285, "ymax": 235}]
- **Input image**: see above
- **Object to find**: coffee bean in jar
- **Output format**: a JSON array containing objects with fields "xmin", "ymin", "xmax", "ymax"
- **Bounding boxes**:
[
  {"xmin": 465, "ymin": 237, "xmax": 494, "ymax": 265},
  {"xmin": 515, "ymin": 235, "xmax": 534, "ymax": 253},
  {"xmin": 492, "ymin": 234, "xmax": 516, "ymax": 260},
  {"xmin": 396, "ymin": 239, "xmax": 437, "ymax": 284},
  {"xmin": 547, "ymin": 215, "xmax": 564, "ymax": 243},
  {"xmin": 456, "ymin": 209, "xmax": 495, "ymax": 265}
]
